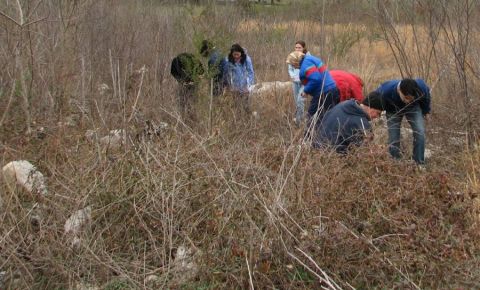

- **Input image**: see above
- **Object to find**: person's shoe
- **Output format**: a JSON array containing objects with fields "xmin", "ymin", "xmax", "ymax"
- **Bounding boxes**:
[{"xmin": 417, "ymin": 164, "xmax": 427, "ymax": 172}]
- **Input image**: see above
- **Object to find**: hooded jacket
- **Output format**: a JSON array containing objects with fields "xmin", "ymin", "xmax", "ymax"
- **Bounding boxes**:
[
  {"xmin": 299, "ymin": 55, "xmax": 336, "ymax": 97},
  {"xmin": 374, "ymin": 79, "xmax": 431, "ymax": 115},
  {"xmin": 313, "ymin": 100, "xmax": 372, "ymax": 153},
  {"xmin": 330, "ymin": 70, "xmax": 364, "ymax": 102}
]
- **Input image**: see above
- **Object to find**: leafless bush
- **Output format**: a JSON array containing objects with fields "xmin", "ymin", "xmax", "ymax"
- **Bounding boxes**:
[{"xmin": 0, "ymin": 1, "xmax": 479, "ymax": 289}]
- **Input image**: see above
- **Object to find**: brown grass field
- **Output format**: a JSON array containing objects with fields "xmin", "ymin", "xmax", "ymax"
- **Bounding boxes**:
[{"xmin": 1, "ymin": 1, "xmax": 480, "ymax": 289}]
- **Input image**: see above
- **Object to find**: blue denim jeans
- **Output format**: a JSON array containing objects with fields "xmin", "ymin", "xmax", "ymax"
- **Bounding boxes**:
[
  {"xmin": 386, "ymin": 105, "xmax": 426, "ymax": 164},
  {"xmin": 292, "ymin": 81, "xmax": 305, "ymax": 125}
]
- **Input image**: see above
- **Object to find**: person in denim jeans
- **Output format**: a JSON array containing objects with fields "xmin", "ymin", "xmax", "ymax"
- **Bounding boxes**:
[
  {"xmin": 370, "ymin": 78, "xmax": 431, "ymax": 164},
  {"xmin": 287, "ymin": 40, "xmax": 310, "ymax": 126}
]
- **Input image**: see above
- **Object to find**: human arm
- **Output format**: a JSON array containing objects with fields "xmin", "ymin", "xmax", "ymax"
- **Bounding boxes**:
[
  {"xmin": 419, "ymin": 87, "xmax": 431, "ymax": 115},
  {"xmin": 245, "ymin": 55, "xmax": 255, "ymax": 86}
]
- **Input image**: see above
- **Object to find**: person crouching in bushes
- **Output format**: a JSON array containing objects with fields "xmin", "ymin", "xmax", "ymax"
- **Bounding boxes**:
[
  {"xmin": 312, "ymin": 92, "xmax": 384, "ymax": 153},
  {"xmin": 329, "ymin": 70, "xmax": 365, "ymax": 103},
  {"xmin": 170, "ymin": 52, "xmax": 205, "ymax": 120},
  {"xmin": 286, "ymin": 51, "xmax": 340, "ymax": 131},
  {"xmin": 223, "ymin": 44, "xmax": 255, "ymax": 113}
]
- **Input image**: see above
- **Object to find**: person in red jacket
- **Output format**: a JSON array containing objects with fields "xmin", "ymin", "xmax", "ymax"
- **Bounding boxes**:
[{"xmin": 330, "ymin": 70, "xmax": 365, "ymax": 103}]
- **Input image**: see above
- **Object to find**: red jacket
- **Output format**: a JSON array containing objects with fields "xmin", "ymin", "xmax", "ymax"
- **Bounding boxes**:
[{"xmin": 330, "ymin": 70, "xmax": 364, "ymax": 102}]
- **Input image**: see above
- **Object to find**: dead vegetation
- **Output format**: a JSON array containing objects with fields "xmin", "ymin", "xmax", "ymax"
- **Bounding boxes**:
[{"xmin": 0, "ymin": 0, "xmax": 480, "ymax": 289}]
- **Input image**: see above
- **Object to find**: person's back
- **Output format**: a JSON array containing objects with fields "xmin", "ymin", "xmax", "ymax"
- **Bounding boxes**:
[
  {"xmin": 170, "ymin": 53, "xmax": 204, "ymax": 120},
  {"xmin": 330, "ymin": 70, "xmax": 364, "ymax": 102},
  {"xmin": 299, "ymin": 55, "xmax": 336, "ymax": 98},
  {"xmin": 313, "ymin": 100, "xmax": 371, "ymax": 153},
  {"xmin": 376, "ymin": 79, "xmax": 430, "ymax": 115},
  {"xmin": 208, "ymin": 50, "xmax": 224, "ymax": 77},
  {"xmin": 170, "ymin": 53, "xmax": 204, "ymax": 84},
  {"xmin": 299, "ymin": 54, "xmax": 338, "ymax": 121}
]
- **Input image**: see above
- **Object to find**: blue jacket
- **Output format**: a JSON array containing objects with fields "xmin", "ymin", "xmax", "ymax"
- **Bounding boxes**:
[
  {"xmin": 223, "ymin": 55, "xmax": 255, "ymax": 93},
  {"xmin": 208, "ymin": 50, "xmax": 226, "ymax": 81},
  {"xmin": 313, "ymin": 100, "xmax": 372, "ymax": 153},
  {"xmin": 374, "ymin": 79, "xmax": 431, "ymax": 115},
  {"xmin": 299, "ymin": 55, "xmax": 336, "ymax": 97}
]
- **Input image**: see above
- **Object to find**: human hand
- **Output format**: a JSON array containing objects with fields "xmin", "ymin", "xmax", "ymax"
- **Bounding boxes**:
[{"xmin": 423, "ymin": 114, "xmax": 430, "ymax": 121}]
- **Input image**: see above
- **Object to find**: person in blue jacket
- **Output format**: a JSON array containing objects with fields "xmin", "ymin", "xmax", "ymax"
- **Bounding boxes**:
[
  {"xmin": 200, "ymin": 39, "xmax": 226, "ymax": 97},
  {"xmin": 223, "ymin": 43, "xmax": 255, "ymax": 112},
  {"xmin": 286, "ymin": 51, "xmax": 339, "ymax": 130},
  {"xmin": 370, "ymin": 78, "xmax": 431, "ymax": 164},
  {"xmin": 313, "ymin": 92, "xmax": 384, "ymax": 153}
]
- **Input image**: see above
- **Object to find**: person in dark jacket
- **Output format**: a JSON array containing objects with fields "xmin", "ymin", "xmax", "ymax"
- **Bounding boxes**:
[
  {"xmin": 370, "ymin": 78, "xmax": 431, "ymax": 164},
  {"xmin": 200, "ymin": 40, "xmax": 226, "ymax": 97},
  {"xmin": 170, "ymin": 53, "xmax": 204, "ymax": 119},
  {"xmin": 313, "ymin": 92, "xmax": 384, "ymax": 153}
]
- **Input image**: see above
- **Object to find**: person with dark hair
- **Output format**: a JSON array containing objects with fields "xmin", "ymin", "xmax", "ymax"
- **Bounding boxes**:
[
  {"xmin": 329, "ymin": 70, "xmax": 365, "ymax": 103},
  {"xmin": 200, "ymin": 39, "xmax": 226, "ymax": 96},
  {"xmin": 287, "ymin": 40, "xmax": 310, "ymax": 126},
  {"xmin": 170, "ymin": 52, "xmax": 204, "ymax": 119},
  {"xmin": 295, "ymin": 40, "xmax": 308, "ymax": 54},
  {"xmin": 223, "ymin": 43, "xmax": 255, "ymax": 112},
  {"xmin": 313, "ymin": 92, "xmax": 384, "ymax": 153},
  {"xmin": 286, "ymin": 51, "xmax": 339, "ymax": 127},
  {"xmin": 369, "ymin": 78, "xmax": 431, "ymax": 164}
]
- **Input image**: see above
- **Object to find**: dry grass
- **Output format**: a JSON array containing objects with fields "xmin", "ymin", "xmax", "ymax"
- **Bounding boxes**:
[{"xmin": 0, "ymin": 1, "xmax": 480, "ymax": 289}]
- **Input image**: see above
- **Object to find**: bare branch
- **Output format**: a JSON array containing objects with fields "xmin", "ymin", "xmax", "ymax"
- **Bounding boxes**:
[{"xmin": 0, "ymin": 9, "xmax": 21, "ymax": 26}]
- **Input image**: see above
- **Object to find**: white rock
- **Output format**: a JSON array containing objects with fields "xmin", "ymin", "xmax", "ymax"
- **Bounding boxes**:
[
  {"xmin": 424, "ymin": 148, "xmax": 433, "ymax": 159},
  {"xmin": 99, "ymin": 129, "xmax": 126, "ymax": 149},
  {"xmin": 64, "ymin": 206, "xmax": 92, "ymax": 236},
  {"xmin": 172, "ymin": 246, "xmax": 199, "ymax": 284},
  {"xmin": 136, "ymin": 65, "xmax": 148, "ymax": 74},
  {"xmin": 97, "ymin": 83, "xmax": 110, "ymax": 96},
  {"xmin": 2, "ymin": 160, "xmax": 48, "ymax": 195},
  {"xmin": 71, "ymin": 236, "xmax": 82, "ymax": 249},
  {"xmin": 158, "ymin": 122, "xmax": 169, "ymax": 130},
  {"xmin": 251, "ymin": 81, "xmax": 291, "ymax": 95}
]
